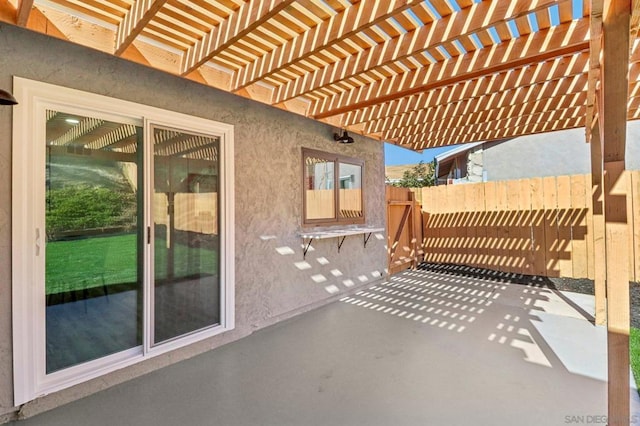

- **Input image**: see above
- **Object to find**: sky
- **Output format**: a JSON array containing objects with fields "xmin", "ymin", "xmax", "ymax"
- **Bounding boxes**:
[{"xmin": 384, "ymin": 142, "xmax": 456, "ymax": 166}]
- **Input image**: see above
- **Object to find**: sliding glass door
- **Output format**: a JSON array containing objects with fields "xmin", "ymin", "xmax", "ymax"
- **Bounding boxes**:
[
  {"xmin": 12, "ymin": 78, "xmax": 234, "ymax": 405},
  {"xmin": 151, "ymin": 125, "xmax": 221, "ymax": 344},
  {"xmin": 45, "ymin": 111, "xmax": 143, "ymax": 373}
]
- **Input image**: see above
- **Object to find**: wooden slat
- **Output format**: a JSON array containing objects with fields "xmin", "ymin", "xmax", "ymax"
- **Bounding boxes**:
[
  {"xmin": 585, "ymin": 0, "xmax": 602, "ymax": 142},
  {"xmin": 585, "ymin": 173, "xmax": 596, "ymax": 280},
  {"xmin": 16, "ymin": 0, "xmax": 33, "ymax": 26},
  {"xmin": 115, "ymin": 0, "xmax": 169, "ymax": 55},
  {"xmin": 181, "ymin": 0, "xmax": 295, "ymax": 76},
  {"xmin": 556, "ymin": 174, "xmax": 573, "ymax": 277},
  {"xmin": 359, "ymin": 57, "xmax": 589, "ymax": 132},
  {"xmin": 345, "ymin": 52, "xmax": 589, "ymax": 127},
  {"xmin": 311, "ymin": 19, "xmax": 590, "ymax": 119},
  {"xmin": 542, "ymin": 176, "xmax": 559, "ymax": 277},
  {"xmin": 232, "ymin": 0, "xmax": 419, "ymax": 90},
  {"xmin": 494, "ymin": 181, "xmax": 508, "ymax": 271},
  {"xmin": 466, "ymin": 183, "xmax": 480, "ymax": 267},
  {"xmin": 382, "ymin": 75, "xmax": 588, "ymax": 140},
  {"xmin": 401, "ymin": 103, "xmax": 586, "ymax": 149},
  {"xmin": 519, "ymin": 178, "xmax": 534, "ymax": 275},
  {"xmin": 506, "ymin": 179, "xmax": 522, "ymax": 274},
  {"xmin": 570, "ymin": 174, "xmax": 589, "ymax": 279},
  {"xmin": 529, "ymin": 177, "xmax": 547, "ymax": 276},
  {"xmin": 273, "ymin": 0, "xmax": 564, "ymax": 104}
]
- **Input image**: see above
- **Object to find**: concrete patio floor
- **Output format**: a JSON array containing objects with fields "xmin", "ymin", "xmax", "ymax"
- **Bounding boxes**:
[{"xmin": 11, "ymin": 264, "xmax": 640, "ymax": 426}]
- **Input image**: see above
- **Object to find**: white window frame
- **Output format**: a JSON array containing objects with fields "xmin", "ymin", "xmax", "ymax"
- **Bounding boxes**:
[{"xmin": 12, "ymin": 77, "xmax": 235, "ymax": 405}]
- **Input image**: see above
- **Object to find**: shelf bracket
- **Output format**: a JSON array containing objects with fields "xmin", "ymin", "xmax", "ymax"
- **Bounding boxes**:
[
  {"xmin": 303, "ymin": 238, "xmax": 314, "ymax": 259},
  {"xmin": 363, "ymin": 232, "xmax": 373, "ymax": 248}
]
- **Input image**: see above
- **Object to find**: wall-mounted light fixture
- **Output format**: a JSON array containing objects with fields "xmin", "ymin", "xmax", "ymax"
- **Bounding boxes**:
[
  {"xmin": 333, "ymin": 130, "xmax": 354, "ymax": 144},
  {"xmin": 0, "ymin": 88, "xmax": 18, "ymax": 105}
]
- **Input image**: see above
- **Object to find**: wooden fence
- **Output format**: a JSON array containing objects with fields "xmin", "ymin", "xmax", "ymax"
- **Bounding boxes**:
[
  {"xmin": 420, "ymin": 172, "xmax": 640, "ymax": 281},
  {"xmin": 387, "ymin": 186, "xmax": 424, "ymax": 274}
]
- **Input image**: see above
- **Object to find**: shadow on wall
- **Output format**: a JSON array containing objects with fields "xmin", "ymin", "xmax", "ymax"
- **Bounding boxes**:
[{"xmin": 422, "ymin": 207, "xmax": 589, "ymax": 278}]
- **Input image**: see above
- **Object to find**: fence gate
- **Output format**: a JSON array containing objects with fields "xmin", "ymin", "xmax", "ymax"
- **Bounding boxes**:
[{"xmin": 386, "ymin": 186, "xmax": 424, "ymax": 274}]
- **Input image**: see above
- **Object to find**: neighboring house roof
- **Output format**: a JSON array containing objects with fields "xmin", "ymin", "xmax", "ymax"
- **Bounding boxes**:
[{"xmin": 434, "ymin": 142, "xmax": 484, "ymax": 163}]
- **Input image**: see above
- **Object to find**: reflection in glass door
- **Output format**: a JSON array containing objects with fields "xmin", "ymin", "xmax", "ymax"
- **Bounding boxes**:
[
  {"xmin": 45, "ymin": 110, "xmax": 143, "ymax": 373},
  {"xmin": 152, "ymin": 126, "xmax": 221, "ymax": 344}
]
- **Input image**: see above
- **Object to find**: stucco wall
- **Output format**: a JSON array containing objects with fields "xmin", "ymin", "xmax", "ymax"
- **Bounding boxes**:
[
  {"xmin": 483, "ymin": 123, "xmax": 640, "ymax": 182},
  {"xmin": 0, "ymin": 24, "xmax": 386, "ymax": 420}
]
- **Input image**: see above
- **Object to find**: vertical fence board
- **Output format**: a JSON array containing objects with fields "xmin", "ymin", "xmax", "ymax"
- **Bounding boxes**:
[
  {"xmin": 628, "ymin": 170, "xmax": 638, "ymax": 283},
  {"xmin": 468, "ymin": 183, "xmax": 483, "ymax": 267},
  {"xmin": 484, "ymin": 181, "xmax": 498, "ymax": 270},
  {"xmin": 530, "ymin": 177, "xmax": 547, "ymax": 276},
  {"xmin": 419, "ymin": 173, "xmax": 638, "ymax": 281},
  {"xmin": 543, "ymin": 176, "xmax": 559, "ymax": 277},
  {"xmin": 506, "ymin": 179, "xmax": 523, "ymax": 274},
  {"xmin": 570, "ymin": 174, "xmax": 589, "ymax": 278},
  {"xmin": 557, "ymin": 175, "xmax": 573, "ymax": 277},
  {"xmin": 519, "ymin": 178, "xmax": 534, "ymax": 275},
  {"xmin": 628, "ymin": 171, "xmax": 636, "ymax": 283},
  {"xmin": 414, "ymin": 195, "xmax": 424, "ymax": 265},
  {"xmin": 633, "ymin": 171, "xmax": 640, "ymax": 282},
  {"xmin": 387, "ymin": 186, "xmax": 419, "ymax": 274},
  {"xmin": 495, "ymin": 181, "xmax": 509, "ymax": 271},
  {"xmin": 585, "ymin": 173, "xmax": 596, "ymax": 280}
]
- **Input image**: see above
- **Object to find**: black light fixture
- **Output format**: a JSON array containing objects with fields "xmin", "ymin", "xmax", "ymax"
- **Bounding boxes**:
[
  {"xmin": 333, "ymin": 129, "xmax": 354, "ymax": 144},
  {"xmin": 0, "ymin": 88, "xmax": 18, "ymax": 105}
]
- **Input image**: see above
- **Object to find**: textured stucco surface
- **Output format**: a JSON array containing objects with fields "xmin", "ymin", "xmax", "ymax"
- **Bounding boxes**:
[
  {"xmin": 0, "ymin": 24, "xmax": 386, "ymax": 420},
  {"xmin": 483, "ymin": 123, "xmax": 640, "ymax": 181},
  {"xmin": 483, "ymin": 129, "xmax": 591, "ymax": 181}
]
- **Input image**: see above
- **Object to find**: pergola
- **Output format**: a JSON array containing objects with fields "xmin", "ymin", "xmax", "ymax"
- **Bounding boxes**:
[{"xmin": 0, "ymin": 0, "xmax": 637, "ymax": 423}]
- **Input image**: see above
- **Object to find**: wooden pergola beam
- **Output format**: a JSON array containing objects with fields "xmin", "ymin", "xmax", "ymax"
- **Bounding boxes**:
[
  {"xmin": 181, "ymin": 0, "xmax": 295, "ymax": 76},
  {"xmin": 398, "ymin": 106, "xmax": 585, "ymax": 150},
  {"xmin": 15, "ymin": 0, "xmax": 33, "ymax": 26},
  {"xmin": 599, "ymin": 0, "xmax": 631, "ymax": 424},
  {"xmin": 398, "ymin": 98, "xmax": 586, "ymax": 148},
  {"xmin": 273, "ymin": 0, "xmax": 568, "ymax": 105},
  {"xmin": 588, "ymin": 0, "xmax": 606, "ymax": 327},
  {"xmin": 115, "ymin": 0, "xmax": 169, "ymax": 56},
  {"xmin": 231, "ymin": 0, "xmax": 420, "ymax": 92},
  {"xmin": 590, "ymin": 110, "xmax": 607, "ymax": 326},
  {"xmin": 585, "ymin": 0, "xmax": 602, "ymax": 142},
  {"xmin": 373, "ymin": 71, "xmax": 589, "ymax": 139},
  {"xmin": 311, "ymin": 19, "xmax": 590, "ymax": 119},
  {"xmin": 344, "ymin": 53, "xmax": 590, "ymax": 127}
]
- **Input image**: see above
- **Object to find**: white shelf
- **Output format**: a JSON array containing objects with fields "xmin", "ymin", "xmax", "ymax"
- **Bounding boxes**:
[{"xmin": 298, "ymin": 226, "xmax": 385, "ymax": 258}]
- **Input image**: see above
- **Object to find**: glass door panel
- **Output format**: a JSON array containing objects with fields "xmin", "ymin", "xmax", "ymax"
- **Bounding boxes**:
[
  {"xmin": 45, "ymin": 110, "xmax": 143, "ymax": 373},
  {"xmin": 152, "ymin": 126, "xmax": 221, "ymax": 344}
]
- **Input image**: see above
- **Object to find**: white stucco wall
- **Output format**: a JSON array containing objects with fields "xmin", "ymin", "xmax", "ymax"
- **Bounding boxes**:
[{"xmin": 482, "ymin": 123, "xmax": 640, "ymax": 182}]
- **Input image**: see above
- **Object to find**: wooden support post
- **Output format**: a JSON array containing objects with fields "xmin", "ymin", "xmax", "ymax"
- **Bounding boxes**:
[
  {"xmin": 590, "ymin": 117, "xmax": 607, "ymax": 325},
  {"xmin": 600, "ymin": 1, "xmax": 631, "ymax": 424}
]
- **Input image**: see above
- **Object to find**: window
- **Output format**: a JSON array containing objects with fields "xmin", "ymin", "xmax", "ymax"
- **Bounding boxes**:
[
  {"xmin": 12, "ymin": 77, "xmax": 235, "ymax": 404},
  {"xmin": 303, "ymin": 148, "xmax": 364, "ymax": 226}
]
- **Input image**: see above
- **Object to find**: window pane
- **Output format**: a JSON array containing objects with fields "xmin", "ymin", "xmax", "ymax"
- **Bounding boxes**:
[
  {"xmin": 152, "ymin": 126, "xmax": 220, "ymax": 344},
  {"xmin": 305, "ymin": 156, "xmax": 336, "ymax": 220},
  {"xmin": 339, "ymin": 162, "xmax": 363, "ymax": 219},
  {"xmin": 45, "ymin": 111, "xmax": 143, "ymax": 373}
]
